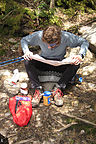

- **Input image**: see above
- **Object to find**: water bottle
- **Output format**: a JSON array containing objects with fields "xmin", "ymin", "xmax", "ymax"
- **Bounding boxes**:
[{"xmin": 10, "ymin": 69, "xmax": 19, "ymax": 85}]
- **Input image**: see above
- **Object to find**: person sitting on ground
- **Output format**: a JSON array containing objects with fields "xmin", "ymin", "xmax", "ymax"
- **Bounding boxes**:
[{"xmin": 21, "ymin": 25, "xmax": 89, "ymax": 107}]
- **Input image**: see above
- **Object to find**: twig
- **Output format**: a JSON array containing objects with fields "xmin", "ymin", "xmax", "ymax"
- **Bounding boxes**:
[
  {"xmin": 15, "ymin": 138, "xmax": 34, "ymax": 144},
  {"xmin": 53, "ymin": 118, "xmax": 66, "ymax": 127},
  {"xmin": 82, "ymin": 18, "xmax": 96, "ymax": 26},
  {"xmin": 54, "ymin": 122, "xmax": 78, "ymax": 132},
  {"xmin": 7, "ymin": 134, "xmax": 17, "ymax": 138},
  {"xmin": 2, "ymin": 10, "xmax": 13, "ymax": 20},
  {"xmin": 53, "ymin": 117, "xmax": 78, "ymax": 132},
  {"xmin": 24, "ymin": 0, "xmax": 32, "ymax": 6},
  {"xmin": 37, "ymin": 7, "xmax": 39, "ymax": 25},
  {"xmin": 53, "ymin": 108, "xmax": 96, "ymax": 127},
  {"xmin": 64, "ymin": 113, "xmax": 96, "ymax": 127}
]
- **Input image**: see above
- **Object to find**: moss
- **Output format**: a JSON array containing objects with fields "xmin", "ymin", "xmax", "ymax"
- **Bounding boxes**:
[{"xmin": 0, "ymin": 49, "xmax": 6, "ymax": 56}]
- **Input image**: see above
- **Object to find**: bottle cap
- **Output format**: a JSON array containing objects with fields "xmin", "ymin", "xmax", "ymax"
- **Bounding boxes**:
[
  {"xmin": 44, "ymin": 91, "xmax": 51, "ymax": 96},
  {"xmin": 13, "ymin": 69, "xmax": 19, "ymax": 73},
  {"xmin": 21, "ymin": 83, "xmax": 27, "ymax": 89}
]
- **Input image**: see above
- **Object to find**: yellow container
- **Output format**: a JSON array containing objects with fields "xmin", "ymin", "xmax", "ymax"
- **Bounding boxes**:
[{"xmin": 43, "ymin": 91, "xmax": 51, "ymax": 106}]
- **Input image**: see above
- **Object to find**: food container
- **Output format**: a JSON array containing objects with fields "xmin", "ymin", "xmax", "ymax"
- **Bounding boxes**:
[{"xmin": 43, "ymin": 91, "xmax": 51, "ymax": 106}]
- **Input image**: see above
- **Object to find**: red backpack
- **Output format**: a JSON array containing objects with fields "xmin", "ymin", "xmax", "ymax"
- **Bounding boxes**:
[{"xmin": 9, "ymin": 95, "xmax": 32, "ymax": 127}]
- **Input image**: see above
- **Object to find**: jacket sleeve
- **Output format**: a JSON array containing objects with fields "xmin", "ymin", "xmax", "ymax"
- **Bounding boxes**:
[
  {"xmin": 21, "ymin": 31, "xmax": 40, "ymax": 53},
  {"xmin": 64, "ymin": 31, "xmax": 89, "ymax": 56}
]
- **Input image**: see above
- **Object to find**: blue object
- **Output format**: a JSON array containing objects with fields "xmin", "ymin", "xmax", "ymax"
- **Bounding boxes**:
[
  {"xmin": 76, "ymin": 74, "xmax": 83, "ymax": 82},
  {"xmin": 49, "ymin": 43, "xmax": 57, "ymax": 47},
  {"xmin": 16, "ymin": 96, "xmax": 31, "ymax": 101},
  {"xmin": 44, "ymin": 91, "xmax": 51, "ymax": 96},
  {"xmin": 79, "ymin": 77, "xmax": 83, "ymax": 82},
  {"xmin": 0, "ymin": 57, "xmax": 24, "ymax": 67},
  {"xmin": 43, "ymin": 91, "xmax": 51, "ymax": 105}
]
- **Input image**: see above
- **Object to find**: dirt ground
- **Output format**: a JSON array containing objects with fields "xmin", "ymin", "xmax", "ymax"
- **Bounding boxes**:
[{"xmin": 0, "ymin": 37, "xmax": 96, "ymax": 144}]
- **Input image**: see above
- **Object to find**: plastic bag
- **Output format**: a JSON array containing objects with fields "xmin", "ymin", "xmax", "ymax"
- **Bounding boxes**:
[{"xmin": 9, "ymin": 95, "xmax": 32, "ymax": 127}]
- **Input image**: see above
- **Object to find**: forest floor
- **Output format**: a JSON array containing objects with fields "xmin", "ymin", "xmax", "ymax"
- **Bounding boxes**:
[{"xmin": 0, "ymin": 12, "xmax": 96, "ymax": 144}]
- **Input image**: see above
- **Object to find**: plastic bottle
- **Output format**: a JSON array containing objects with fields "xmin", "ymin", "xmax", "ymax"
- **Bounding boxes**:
[
  {"xmin": 20, "ymin": 83, "xmax": 28, "ymax": 95},
  {"xmin": 10, "ymin": 69, "xmax": 19, "ymax": 86}
]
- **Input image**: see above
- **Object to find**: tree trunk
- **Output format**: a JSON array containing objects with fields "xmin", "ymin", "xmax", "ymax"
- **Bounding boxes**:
[{"xmin": 50, "ymin": 0, "xmax": 55, "ymax": 9}]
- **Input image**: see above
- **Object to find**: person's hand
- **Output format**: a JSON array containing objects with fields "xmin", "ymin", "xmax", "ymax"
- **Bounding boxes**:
[
  {"xmin": 71, "ymin": 55, "xmax": 83, "ymax": 65},
  {"xmin": 23, "ymin": 51, "xmax": 33, "ymax": 60}
]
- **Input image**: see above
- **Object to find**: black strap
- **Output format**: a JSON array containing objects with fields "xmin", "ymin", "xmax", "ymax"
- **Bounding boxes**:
[{"xmin": 15, "ymin": 100, "xmax": 22, "ymax": 113}]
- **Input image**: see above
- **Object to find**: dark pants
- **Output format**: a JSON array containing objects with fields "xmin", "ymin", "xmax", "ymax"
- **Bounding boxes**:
[{"xmin": 24, "ymin": 59, "xmax": 80, "ymax": 87}]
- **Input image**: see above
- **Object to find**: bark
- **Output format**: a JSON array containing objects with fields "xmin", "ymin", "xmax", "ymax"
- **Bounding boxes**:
[{"xmin": 50, "ymin": 0, "xmax": 55, "ymax": 8}]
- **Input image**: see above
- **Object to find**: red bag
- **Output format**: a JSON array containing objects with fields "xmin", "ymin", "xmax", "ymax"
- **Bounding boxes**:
[{"xmin": 9, "ymin": 95, "xmax": 32, "ymax": 127}]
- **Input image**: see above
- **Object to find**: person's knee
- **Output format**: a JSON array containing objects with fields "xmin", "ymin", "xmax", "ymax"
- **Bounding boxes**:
[
  {"xmin": 75, "ymin": 64, "xmax": 80, "ymax": 70},
  {"xmin": 24, "ymin": 60, "xmax": 30, "ymax": 66},
  {"xmin": 71, "ymin": 64, "xmax": 80, "ymax": 70}
]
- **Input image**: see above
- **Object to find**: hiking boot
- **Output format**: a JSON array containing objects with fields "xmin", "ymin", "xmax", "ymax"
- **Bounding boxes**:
[
  {"xmin": 32, "ymin": 86, "xmax": 43, "ymax": 107},
  {"xmin": 52, "ymin": 85, "xmax": 64, "ymax": 106},
  {"xmin": 59, "ymin": 83, "xmax": 66, "ymax": 90}
]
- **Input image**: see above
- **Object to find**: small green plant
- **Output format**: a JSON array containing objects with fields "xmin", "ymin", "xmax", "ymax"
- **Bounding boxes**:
[
  {"xmin": 0, "ymin": 49, "xmax": 6, "ymax": 56},
  {"xmin": 0, "ymin": 0, "xmax": 25, "ymax": 35},
  {"xmin": 49, "ymin": 15, "xmax": 62, "ymax": 26}
]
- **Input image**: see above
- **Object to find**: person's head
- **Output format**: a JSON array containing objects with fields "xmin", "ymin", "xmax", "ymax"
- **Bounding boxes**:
[{"xmin": 42, "ymin": 25, "xmax": 61, "ymax": 48}]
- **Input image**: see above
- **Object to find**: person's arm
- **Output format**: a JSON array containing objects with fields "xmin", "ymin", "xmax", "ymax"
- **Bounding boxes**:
[
  {"xmin": 21, "ymin": 31, "xmax": 41, "ymax": 60},
  {"xmin": 64, "ymin": 32, "xmax": 89, "ymax": 65}
]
